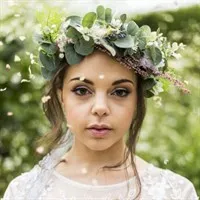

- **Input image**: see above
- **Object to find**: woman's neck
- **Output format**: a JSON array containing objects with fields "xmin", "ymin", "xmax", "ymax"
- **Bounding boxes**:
[{"xmin": 63, "ymin": 139, "xmax": 128, "ymax": 172}]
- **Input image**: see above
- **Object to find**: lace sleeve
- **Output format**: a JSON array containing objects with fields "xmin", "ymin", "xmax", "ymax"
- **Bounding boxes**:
[
  {"xmin": 2, "ymin": 180, "xmax": 15, "ymax": 200},
  {"xmin": 165, "ymin": 169, "xmax": 199, "ymax": 200},
  {"xmin": 2, "ymin": 174, "xmax": 26, "ymax": 200},
  {"xmin": 184, "ymin": 180, "xmax": 199, "ymax": 200},
  {"xmin": 2, "ymin": 165, "xmax": 41, "ymax": 200}
]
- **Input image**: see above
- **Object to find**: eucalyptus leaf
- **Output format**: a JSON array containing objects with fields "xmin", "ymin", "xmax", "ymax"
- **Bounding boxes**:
[
  {"xmin": 120, "ymin": 14, "xmax": 127, "ymax": 23},
  {"xmin": 99, "ymin": 38, "xmax": 116, "ymax": 56},
  {"xmin": 142, "ymin": 78, "xmax": 157, "ymax": 91},
  {"xmin": 113, "ymin": 35, "xmax": 134, "ymax": 48},
  {"xmin": 41, "ymin": 43, "xmax": 57, "ymax": 55},
  {"xmin": 33, "ymin": 33, "xmax": 52, "ymax": 44},
  {"xmin": 136, "ymin": 25, "xmax": 152, "ymax": 50},
  {"xmin": 74, "ymin": 37, "xmax": 94, "ymax": 56},
  {"xmin": 136, "ymin": 30, "xmax": 147, "ymax": 50},
  {"xmin": 140, "ymin": 25, "xmax": 151, "ymax": 37},
  {"xmin": 39, "ymin": 51, "xmax": 56, "ymax": 71},
  {"xmin": 66, "ymin": 16, "xmax": 81, "ymax": 27},
  {"xmin": 66, "ymin": 27, "xmax": 82, "ymax": 42},
  {"xmin": 124, "ymin": 48, "xmax": 135, "ymax": 56},
  {"xmin": 41, "ymin": 66, "xmax": 55, "ymax": 80},
  {"xmin": 82, "ymin": 12, "xmax": 97, "ymax": 28},
  {"xmin": 143, "ymin": 90, "xmax": 155, "ymax": 98},
  {"xmin": 64, "ymin": 44, "xmax": 84, "ymax": 65},
  {"xmin": 105, "ymin": 8, "xmax": 112, "ymax": 23},
  {"xmin": 96, "ymin": 5, "xmax": 105, "ymax": 20},
  {"xmin": 127, "ymin": 21, "xmax": 139, "ymax": 36},
  {"xmin": 147, "ymin": 46, "xmax": 162, "ymax": 66}
]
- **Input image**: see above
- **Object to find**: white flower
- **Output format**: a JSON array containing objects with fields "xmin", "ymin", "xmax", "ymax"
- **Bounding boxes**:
[
  {"xmin": 172, "ymin": 52, "xmax": 181, "ymax": 59},
  {"xmin": 90, "ymin": 24, "xmax": 107, "ymax": 38},
  {"xmin": 152, "ymin": 82, "xmax": 164, "ymax": 95},
  {"xmin": 111, "ymin": 18, "xmax": 122, "ymax": 28},
  {"xmin": 56, "ymin": 33, "xmax": 68, "ymax": 52},
  {"xmin": 59, "ymin": 53, "xmax": 64, "ymax": 59},
  {"xmin": 153, "ymin": 96, "xmax": 162, "ymax": 108}
]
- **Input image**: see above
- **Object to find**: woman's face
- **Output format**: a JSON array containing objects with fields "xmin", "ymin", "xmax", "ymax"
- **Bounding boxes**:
[{"xmin": 60, "ymin": 51, "xmax": 137, "ymax": 151}]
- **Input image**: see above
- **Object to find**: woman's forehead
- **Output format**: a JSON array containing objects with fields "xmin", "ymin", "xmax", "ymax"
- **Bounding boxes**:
[{"xmin": 64, "ymin": 51, "xmax": 136, "ymax": 83}]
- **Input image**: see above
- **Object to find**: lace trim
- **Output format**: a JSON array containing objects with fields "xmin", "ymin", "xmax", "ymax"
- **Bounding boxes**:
[{"xmin": 52, "ymin": 163, "xmax": 154, "ymax": 189}]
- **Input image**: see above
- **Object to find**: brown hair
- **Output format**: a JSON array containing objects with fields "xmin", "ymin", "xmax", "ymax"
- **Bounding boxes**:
[{"xmin": 37, "ymin": 51, "xmax": 146, "ymax": 200}]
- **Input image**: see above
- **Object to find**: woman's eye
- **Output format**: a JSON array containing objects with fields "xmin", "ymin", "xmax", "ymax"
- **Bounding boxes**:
[
  {"xmin": 71, "ymin": 87, "xmax": 91, "ymax": 96},
  {"xmin": 71, "ymin": 87, "xmax": 130, "ymax": 97},
  {"xmin": 112, "ymin": 89, "xmax": 130, "ymax": 97}
]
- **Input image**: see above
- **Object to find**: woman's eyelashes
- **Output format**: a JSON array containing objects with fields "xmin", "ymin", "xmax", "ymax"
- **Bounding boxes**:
[{"xmin": 71, "ymin": 86, "xmax": 131, "ymax": 98}]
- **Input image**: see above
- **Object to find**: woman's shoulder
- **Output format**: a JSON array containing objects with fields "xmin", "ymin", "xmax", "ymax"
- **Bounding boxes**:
[
  {"xmin": 137, "ymin": 157, "xmax": 198, "ymax": 200},
  {"xmin": 3, "ymin": 165, "xmax": 41, "ymax": 199}
]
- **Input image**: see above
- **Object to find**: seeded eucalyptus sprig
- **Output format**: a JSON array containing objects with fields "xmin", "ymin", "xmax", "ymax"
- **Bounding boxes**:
[{"xmin": 34, "ymin": 5, "xmax": 189, "ymax": 97}]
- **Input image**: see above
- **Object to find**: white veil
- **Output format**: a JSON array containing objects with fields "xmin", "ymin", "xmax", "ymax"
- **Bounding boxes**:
[{"xmin": 24, "ymin": 129, "xmax": 74, "ymax": 199}]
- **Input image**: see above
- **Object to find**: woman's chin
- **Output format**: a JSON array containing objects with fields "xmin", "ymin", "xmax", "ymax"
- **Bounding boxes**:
[{"xmin": 85, "ymin": 141, "xmax": 113, "ymax": 152}]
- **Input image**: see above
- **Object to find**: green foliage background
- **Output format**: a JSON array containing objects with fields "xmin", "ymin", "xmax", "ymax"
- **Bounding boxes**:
[{"xmin": 0, "ymin": 2, "xmax": 199, "ymax": 197}]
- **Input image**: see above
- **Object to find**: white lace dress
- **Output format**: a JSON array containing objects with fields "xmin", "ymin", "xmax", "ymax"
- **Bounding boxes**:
[{"xmin": 3, "ymin": 162, "xmax": 199, "ymax": 200}]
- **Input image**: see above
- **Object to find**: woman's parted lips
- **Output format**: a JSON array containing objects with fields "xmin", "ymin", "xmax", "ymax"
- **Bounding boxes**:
[{"xmin": 87, "ymin": 123, "xmax": 112, "ymax": 130}]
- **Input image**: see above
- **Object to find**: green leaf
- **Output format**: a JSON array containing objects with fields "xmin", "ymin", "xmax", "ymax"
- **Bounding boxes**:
[
  {"xmin": 66, "ymin": 27, "xmax": 82, "ymax": 42},
  {"xmin": 140, "ymin": 25, "xmax": 151, "ymax": 35},
  {"xmin": 82, "ymin": 12, "xmax": 97, "ymax": 28},
  {"xmin": 41, "ymin": 66, "xmax": 55, "ymax": 80},
  {"xmin": 138, "ymin": 38, "xmax": 146, "ymax": 50},
  {"xmin": 142, "ymin": 78, "xmax": 157, "ymax": 91},
  {"xmin": 64, "ymin": 44, "xmax": 84, "ymax": 65},
  {"xmin": 74, "ymin": 38, "xmax": 94, "ymax": 56},
  {"xmin": 99, "ymin": 38, "xmax": 116, "ymax": 56},
  {"xmin": 136, "ymin": 31, "xmax": 147, "ymax": 50},
  {"xmin": 120, "ymin": 14, "xmax": 127, "ymax": 23},
  {"xmin": 127, "ymin": 21, "xmax": 139, "ymax": 36},
  {"xmin": 36, "ymin": 6, "xmax": 64, "ymax": 40},
  {"xmin": 124, "ymin": 48, "xmax": 135, "ymax": 56},
  {"xmin": 36, "ymin": 6, "xmax": 64, "ymax": 27},
  {"xmin": 143, "ymin": 90, "xmax": 155, "ymax": 98},
  {"xmin": 96, "ymin": 5, "xmax": 105, "ymax": 20},
  {"xmin": 33, "ymin": 33, "xmax": 52, "ymax": 44},
  {"xmin": 39, "ymin": 51, "xmax": 57, "ymax": 71},
  {"xmin": 136, "ymin": 25, "xmax": 151, "ymax": 50},
  {"xmin": 65, "ymin": 16, "xmax": 81, "ymax": 27},
  {"xmin": 41, "ymin": 43, "xmax": 57, "ymax": 55},
  {"xmin": 147, "ymin": 46, "xmax": 162, "ymax": 65},
  {"xmin": 159, "ymin": 77, "xmax": 170, "ymax": 91},
  {"xmin": 105, "ymin": 8, "xmax": 112, "ymax": 23},
  {"xmin": 113, "ymin": 35, "xmax": 134, "ymax": 48}
]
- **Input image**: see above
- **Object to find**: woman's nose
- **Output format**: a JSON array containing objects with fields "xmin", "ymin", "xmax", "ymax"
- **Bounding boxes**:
[{"xmin": 91, "ymin": 93, "xmax": 110, "ymax": 117}]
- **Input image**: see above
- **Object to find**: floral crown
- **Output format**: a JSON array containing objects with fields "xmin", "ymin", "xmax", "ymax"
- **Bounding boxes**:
[{"xmin": 35, "ymin": 5, "xmax": 190, "ymax": 98}]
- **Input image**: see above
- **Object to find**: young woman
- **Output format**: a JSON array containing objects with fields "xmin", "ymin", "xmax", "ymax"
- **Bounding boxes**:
[{"xmin": 3, "ymin": 5, "xmax": 198, "ymax": 200}]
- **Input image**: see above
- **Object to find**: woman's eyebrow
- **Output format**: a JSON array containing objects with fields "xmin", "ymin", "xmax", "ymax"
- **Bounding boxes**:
[{"xmin": 69, "ymin": 77, "xmax": 134, "ymax": 86}]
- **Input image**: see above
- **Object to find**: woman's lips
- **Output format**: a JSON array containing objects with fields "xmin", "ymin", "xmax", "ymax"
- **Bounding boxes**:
[{"xmin": 87, "ymin": 128, "xmax": 111, "ymax": 138}]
